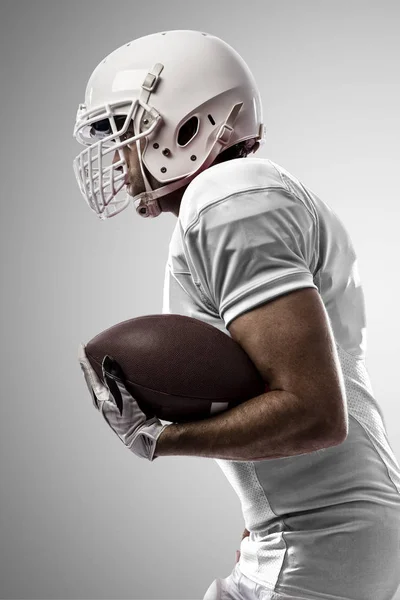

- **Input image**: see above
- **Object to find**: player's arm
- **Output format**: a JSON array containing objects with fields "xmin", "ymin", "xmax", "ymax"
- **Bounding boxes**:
[
  {"xmin": 155, "ymin": 286, "xmax": 347, "ymax": 461},
  {"xmin": 227, "ymin": 286, "xmax": 348, "ymax": 446}
]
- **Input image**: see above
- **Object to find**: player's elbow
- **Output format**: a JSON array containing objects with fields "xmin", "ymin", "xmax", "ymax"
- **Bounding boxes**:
[{"xmin": 312, "ymin": 401, "xmax": 349, "ymax": 447}]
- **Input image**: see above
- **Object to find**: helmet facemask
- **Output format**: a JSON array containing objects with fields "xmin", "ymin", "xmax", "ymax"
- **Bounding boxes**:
[{"xmin": 73, "ymin": 98, "xmax": 162, "ymax": 219}]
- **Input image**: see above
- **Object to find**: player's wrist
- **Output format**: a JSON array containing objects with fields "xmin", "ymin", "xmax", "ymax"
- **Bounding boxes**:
[
  {"xmin": 153, "ymin": 423, "xmax": 178, "ymax": 458},
  {"xmin": 134, "ymin": 421, "xmax": 169, "ymax": 462}
]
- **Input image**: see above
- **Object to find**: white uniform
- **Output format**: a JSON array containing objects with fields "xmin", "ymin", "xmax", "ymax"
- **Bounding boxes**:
[{"xmin": 162, "ymin": 157, "xmax": 400, "ymax": 600}]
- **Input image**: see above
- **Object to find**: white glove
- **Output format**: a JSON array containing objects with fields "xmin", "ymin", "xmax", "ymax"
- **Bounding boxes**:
[{"xmin": 78, "ymin": 343, "xmax": 170, "ymax": 461}]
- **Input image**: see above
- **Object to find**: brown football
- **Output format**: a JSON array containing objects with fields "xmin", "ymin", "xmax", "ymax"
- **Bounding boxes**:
[{"xmin": 85, "ymin": 314, "xmax": 268, "ymax": 423}]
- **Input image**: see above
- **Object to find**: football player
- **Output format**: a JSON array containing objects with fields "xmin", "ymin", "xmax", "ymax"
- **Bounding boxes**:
[{"xmin": 75, "ymin": 30, "xmax": 400, "ymax": 600}]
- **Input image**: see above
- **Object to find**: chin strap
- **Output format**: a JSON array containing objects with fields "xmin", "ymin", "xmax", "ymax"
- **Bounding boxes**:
[
  {"xmin": 132, "ymin": 100, "xmax": 246, "ymax": 218},
  {"xmin": 136, "ymin": 63, "xmax": 165, "ymax": 204}
]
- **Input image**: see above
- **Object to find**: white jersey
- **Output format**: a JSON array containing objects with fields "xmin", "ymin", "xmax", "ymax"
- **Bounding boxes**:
[{"xmin": 162, "ymin": 157, "xmax": 400, "ymax": 600}]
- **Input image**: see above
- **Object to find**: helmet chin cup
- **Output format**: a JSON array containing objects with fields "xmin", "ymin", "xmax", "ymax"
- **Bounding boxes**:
[{"xmin": 134, "ymin": 194, "xmax": 162, "ymax": 218}]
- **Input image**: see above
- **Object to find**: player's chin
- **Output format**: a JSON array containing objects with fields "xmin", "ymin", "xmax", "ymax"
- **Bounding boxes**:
[
  {"xmin": 126, "ymin": 182, "xmax": 145, "ymax": 199},
  {"xmin": 125, "ymin": 183, "xmax": 137, "ymax": 199}
]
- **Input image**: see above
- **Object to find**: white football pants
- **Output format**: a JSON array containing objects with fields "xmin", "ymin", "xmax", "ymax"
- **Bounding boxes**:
[{"xmin": 201, "ymin": 562, "xmax": 305, "ymax": 600}]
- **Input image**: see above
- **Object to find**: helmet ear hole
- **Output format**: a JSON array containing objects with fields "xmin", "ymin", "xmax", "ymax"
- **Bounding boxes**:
[{"xmin": 177, "ymin": 116, "xmax": 199, "ymax": 147}]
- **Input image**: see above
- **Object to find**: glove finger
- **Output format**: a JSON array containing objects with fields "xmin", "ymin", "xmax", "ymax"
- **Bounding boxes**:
[
  {"xmin": 102, "ymin": 356, "xmax": 143, "ymax": 419},
  {"xmin": 78, "ymin": 343, "xmax": 101, "ymax": 388},
  {"xmin": 104, "ymin": 371, "xmax": 148, "ymax": 422},
  {"xmin": 103, "ymin": 370, "xmax": 124, "ymax": 416},
  {"xmin": 89, "ymin": 388, "xmax": 100, "ymax": 410},
  {"xmin": 101, "ymin": 355, "xmax": 125, "ymax": 416},
  {"xmin": 77, "ymin": 343, "xmax": 99, "ymax": 408},
  {"xmin": 80, "ymin": 365, "xmax": 100, "ymax": 409},
  {"xmin": 103, "ymin": 370, "xmax": 151, "ymax": 427},
  {"xmin": 102, "ymin": 354, "xmax": 125, "ymax": 382},
  {"xmin": 78, "ymin": 343, "xmax": 108, "ymax": 405}
]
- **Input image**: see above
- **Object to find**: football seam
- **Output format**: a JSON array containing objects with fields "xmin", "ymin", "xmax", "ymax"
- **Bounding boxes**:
[{"xmin": 86, "ymin": 351, "xmax": 259, "ymax": 402}]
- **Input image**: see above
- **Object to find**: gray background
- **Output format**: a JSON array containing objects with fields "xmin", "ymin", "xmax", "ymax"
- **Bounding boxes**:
[{"xmin": 1, "ymin": 1, "xmax": 399, "ymax": 598}]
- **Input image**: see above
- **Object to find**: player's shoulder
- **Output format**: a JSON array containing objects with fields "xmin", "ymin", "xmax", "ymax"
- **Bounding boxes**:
[{"xmin": 179, "ymin": 157, "xmax": 288, "ymax": 233}]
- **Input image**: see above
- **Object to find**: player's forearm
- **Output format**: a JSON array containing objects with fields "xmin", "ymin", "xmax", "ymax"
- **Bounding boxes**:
[{"xmin": 154, "ymin": 389, "xmax": 340, "ymax": 461}]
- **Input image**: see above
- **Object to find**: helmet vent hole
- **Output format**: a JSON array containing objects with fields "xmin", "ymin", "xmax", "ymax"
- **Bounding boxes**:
[
  {"xmin": 177, "ymin": 116, "xmax": 199, "ymax": 147},
  {"xmin": 208, "ymin": 114, "xmax": 216, "ymax": 126}
]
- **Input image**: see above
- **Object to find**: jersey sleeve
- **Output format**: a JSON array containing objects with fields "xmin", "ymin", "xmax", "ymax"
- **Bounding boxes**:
[{"xmin": 181, "ymin": 187, "xmax": 319, "ymax": 329}]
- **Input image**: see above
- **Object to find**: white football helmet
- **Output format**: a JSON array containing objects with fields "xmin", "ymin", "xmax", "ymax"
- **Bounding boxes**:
[{"xmin": 73, "ymin": 29, "xmax": 266, "ymax": 220}]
